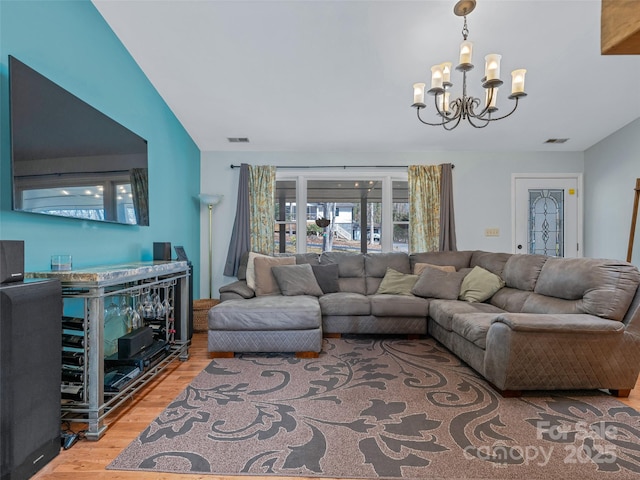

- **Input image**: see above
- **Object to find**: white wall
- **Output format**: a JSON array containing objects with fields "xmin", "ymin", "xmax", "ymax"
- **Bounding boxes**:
[
  {"xmin": 200, "ymin": 150, "xmax": 584, "ymax": 298},
  {"xmin": 584, "ymin": 117, "xmax": 640, "ymax": 266}
]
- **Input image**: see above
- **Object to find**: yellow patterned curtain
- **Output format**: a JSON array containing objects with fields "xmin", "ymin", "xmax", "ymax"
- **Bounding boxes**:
[
  {"xmin": 249, "ymin": 165, "xmax": 276, "ymax": 254},
  {"xmin": 408, "ymin": 164, "xmax": 441, "ymax": 253}
]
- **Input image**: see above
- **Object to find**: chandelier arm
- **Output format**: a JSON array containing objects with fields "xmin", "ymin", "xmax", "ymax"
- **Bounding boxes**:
[
  {"xmin": 442, "ymin": 114, "xmax": 464, "ymax": 131},
  {"xmin": 466, "ymin": 115, "xmax": 492, "ymax": 128},
  {"xmin": 478, "ymin": 97, "xmax": 520, "ymax": 122},
  {"xmin": 466, "ymin": 96, "xmax": 490, "ymax": 120},
  {"xmin": 415, "ymin": 107, "xmax": 452, "ymax": 127}
]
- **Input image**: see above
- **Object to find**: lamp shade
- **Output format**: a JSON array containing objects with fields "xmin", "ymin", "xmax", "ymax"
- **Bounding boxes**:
[{"xmin": 199, "ymin": 193, "xmax": 223, "ymax": 206}]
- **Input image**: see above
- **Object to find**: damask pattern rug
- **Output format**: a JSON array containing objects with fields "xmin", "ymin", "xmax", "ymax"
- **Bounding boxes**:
[{"xmin": 108, "ymin": 337, "xmax": 640, "ymax": 479}]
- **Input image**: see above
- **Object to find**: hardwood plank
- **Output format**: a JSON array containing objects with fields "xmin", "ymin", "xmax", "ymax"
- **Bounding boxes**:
[{"xmin": 33, "ymin": 331, "xmax": 640, "ymax": 480}]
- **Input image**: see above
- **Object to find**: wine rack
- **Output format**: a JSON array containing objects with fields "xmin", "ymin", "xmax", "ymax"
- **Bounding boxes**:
[{"xmin": 29, "ymin": 261, "xmax": 190, "ymax": 440}]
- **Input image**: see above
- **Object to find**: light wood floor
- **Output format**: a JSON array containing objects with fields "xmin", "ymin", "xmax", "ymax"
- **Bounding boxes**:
[{"xmin": 33, "ymin": 332, "xmax": 640, "ymax": 480}]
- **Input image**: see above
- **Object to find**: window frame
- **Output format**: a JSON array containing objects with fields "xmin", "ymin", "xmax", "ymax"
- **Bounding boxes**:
[{"xmin": 275, "ymin": 169, "xmax": 408, "ymax": 253}]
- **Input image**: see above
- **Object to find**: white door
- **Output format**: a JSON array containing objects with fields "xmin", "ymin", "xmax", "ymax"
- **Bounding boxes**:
[{"xmin": 512, "ymin": 174, "xmax": 582, "ymax": 258}]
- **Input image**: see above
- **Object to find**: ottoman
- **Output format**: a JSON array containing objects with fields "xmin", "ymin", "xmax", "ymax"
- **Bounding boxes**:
[{"xmin": 207, "ymin": 295, "xmax": 322, "ymax": 358}]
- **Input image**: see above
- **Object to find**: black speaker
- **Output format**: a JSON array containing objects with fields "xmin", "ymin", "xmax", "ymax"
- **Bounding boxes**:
[
  {"xmin": 118, "ymin": 326, "xmax": 154, "ymax": 359},
  {"xmin": 153, "ymin": 242, "xmax": 172, "ymax": 261},
  {"xmin": 0, "ymin": 279, "xmax": 62, "ymax": 479},
  {"xmin": 0, "ymin": 240, "xmax": 24, "ymax": 284}
]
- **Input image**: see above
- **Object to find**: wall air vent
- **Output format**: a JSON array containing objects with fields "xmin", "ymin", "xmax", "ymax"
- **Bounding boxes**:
[
  {"xmin": 227, "ymin": 137, "xmax": 250, "ymax": 143},
  {"xmin": 544, "ymin": 138, "xmax": 569, "ymax": 144}
]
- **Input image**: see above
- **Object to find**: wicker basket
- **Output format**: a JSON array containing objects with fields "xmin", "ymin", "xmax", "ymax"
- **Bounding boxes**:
[{"xmin": 193, "ymin": 299, "xmax": 220, "ymax": 332}]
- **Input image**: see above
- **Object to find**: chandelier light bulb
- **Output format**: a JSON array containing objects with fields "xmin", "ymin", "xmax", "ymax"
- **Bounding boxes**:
[
  {"xmin": 485, "ymin": 87, "xmax": 498, "ymax": 110},
  {"xmin": 438, "ymin": 91, "xmax": 451, "ymax": 113},
  {"xmin": 484, "ymin": 54, "xmax": 502, "ymax": 82},
  {"xmin": 459, "ymin": 40, "xmax": 473, "ymax": 65},
  {"xmin": 511, "ymin": 69, "xmax": 527, "ymax": 95},
  {"xmin": 430, "ymin": 64, "xmax": 444, "ymax": 90},
  {"xmin": 413, "ymin": 83, "xmax": 426, "ymax": 106},
  {"xmin": 441, "ymin": 62, "xmax": 453, "ymax": 84}
]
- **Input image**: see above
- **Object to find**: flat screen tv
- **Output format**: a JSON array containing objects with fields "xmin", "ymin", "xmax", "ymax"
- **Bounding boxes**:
[{"xmin": 8, "ymin": 56, "xmax": 149, "ymax": 226}]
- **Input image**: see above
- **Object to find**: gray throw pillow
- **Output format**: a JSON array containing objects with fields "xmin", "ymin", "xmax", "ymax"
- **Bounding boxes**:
[
  {"xmin": 412, "ymin": 265, "xmax": 467, "ymax": 299},
  {"xmin": 272, "ymin": 264, "xmax": 324, "ymax": 296},
  {"xmin": 459, "ymin": 265, "xmax": 505, "ymax": 303},
  {"xmin": 311, "ymin": 264, "xmax": 339, "ymax": 293},
  {"xmin": 376, "ymin": 268, "xmax": 419, "ymax": 296}
]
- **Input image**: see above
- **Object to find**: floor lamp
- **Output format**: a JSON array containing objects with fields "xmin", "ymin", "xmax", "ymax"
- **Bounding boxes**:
[{"xmin": 199, "ymin": 193, "xmax": 223, "ymax": 299}]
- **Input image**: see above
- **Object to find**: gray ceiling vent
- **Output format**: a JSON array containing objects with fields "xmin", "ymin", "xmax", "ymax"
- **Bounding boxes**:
[
  {"xmin": 544, "ymin": 138, "xmax": 569, "ymax": 144},
  {"xmin": 227, "ymin": 137, "xmax": 250, "ymax": 143}
]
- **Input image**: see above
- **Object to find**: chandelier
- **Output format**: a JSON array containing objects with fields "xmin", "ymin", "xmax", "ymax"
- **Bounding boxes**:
[{"xmin": 411, "ymin": 0, "xmax": 527, "ymax": 129}]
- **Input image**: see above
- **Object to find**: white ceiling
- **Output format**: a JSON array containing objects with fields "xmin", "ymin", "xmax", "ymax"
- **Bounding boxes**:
[{"xmin": 92, "ymin": 0, "xmax": 640, "ymax": 153}]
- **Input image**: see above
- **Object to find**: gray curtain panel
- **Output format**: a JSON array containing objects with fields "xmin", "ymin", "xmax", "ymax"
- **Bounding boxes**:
[
  {"xmin": 439, "ymin": 163, "xmax": 457, "ymax": 251},
  {"xmin": 224, "ymin": 163, "xmax": 251, "ymax": 276}
]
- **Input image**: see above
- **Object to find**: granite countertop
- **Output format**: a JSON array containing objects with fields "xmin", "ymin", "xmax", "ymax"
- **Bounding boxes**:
[{"xmin": 27, "ymin": 261, "xmax": 189, "ymax": 286}]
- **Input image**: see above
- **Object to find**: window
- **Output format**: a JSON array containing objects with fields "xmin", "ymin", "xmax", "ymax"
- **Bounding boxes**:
[
  {"xmin": 275, "ymin": 180, "xmax": 297, "ymax": 253},
  {"xmin": 275, "ymin": 171, "xmax": 408, "ymax": 254}
]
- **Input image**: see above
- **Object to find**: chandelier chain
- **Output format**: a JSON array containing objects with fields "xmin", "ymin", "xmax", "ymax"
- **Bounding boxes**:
[{"xmin": 461, "ymin": 15, "xmax": 469, "ymax": 41}]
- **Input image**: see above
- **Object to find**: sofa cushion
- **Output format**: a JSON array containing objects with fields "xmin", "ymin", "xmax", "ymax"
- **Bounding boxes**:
[
  {"xmin": 291, "ymin": 253, "xmax": 321, "ymax": 265},
  {"xmin": 365, "ymin": 252, "xmax": 411, "ymax": 276},
  {"xmin": 489, "ymin": 287, "xmax": 532, "ymax": 312},
  {"xmin": 272, "ymin": 264, "xmax": 324, "ymax": 296},
  {"xmin": 502, "ymin": 254, "xmax": 548, "ymax": 291},
  {"xmin": 376, "ymin": 268, "xmax": 418, "ymax": 296},
  {"xmin": 319, "ymin": 292, "xmax": 370, "ymax": 316},
  {"xmin": 320, "ymin": 252, "xmax": 366, "ymax": 294},
  {"xmin": 253, "ymin": 255, "xmax": 296, "ymax": 296},
  {"xmin": 410, "ymin": 251, "xmax": 473, "ymax": 272},
  {"xmin": 459, "ymin": 266, "xmax": 505, "ymax": 303},
  {"xmin": 429, "ymin": 299, "xmax": 505, "ymax": 332},
  {"xmin": 311, "ymin": 264, "xmax": 340, "ymax": 294},
  {"xmin": 366, "ymin": 252, "xmax": 412, "ymax": 294},
  {"xmin": 451, "ymin": 313, "xmax": 500, "ymax": 349},
  {"xmin": 209, "ymin": 296, "xmax": 321, "ymax": 331},
  {"xmin": 412, "ymin": 266, "xmax": 467, "ymax": 300},
  {"xmin": 470, "ymin": 251, "xmax": 512, "ymax": 277},
  {"xmin": 531, "ymin": 257, "xmax": 640, "ymax": 321},
  {"xmin": 370, "ymin": 294, "xmax": 429, "ymax": 317},
  {"xmin": 413, "ymin": 263, "xmax": 456, "ymax": 275}
]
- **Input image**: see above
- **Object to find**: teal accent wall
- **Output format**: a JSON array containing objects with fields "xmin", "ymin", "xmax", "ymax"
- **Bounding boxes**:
[{"xmin": 0, "ymin": 0, "xmax": 201, "ymax": 294}]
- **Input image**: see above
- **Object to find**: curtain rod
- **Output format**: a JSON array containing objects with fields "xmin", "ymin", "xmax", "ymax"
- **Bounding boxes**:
[{"xmin": 229, "ymin": 164, "xmax": 454, "ymax": 169}]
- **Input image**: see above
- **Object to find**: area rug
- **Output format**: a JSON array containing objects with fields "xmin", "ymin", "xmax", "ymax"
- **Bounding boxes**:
[{"xmin": 108, "ymin": 337, "xmax": 640, "ymax": 479}]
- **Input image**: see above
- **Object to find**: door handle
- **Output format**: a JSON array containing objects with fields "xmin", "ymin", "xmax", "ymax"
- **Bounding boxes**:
[{"xmin": 517, "ymin": 244, "xmax": 523, "ymax": 250}]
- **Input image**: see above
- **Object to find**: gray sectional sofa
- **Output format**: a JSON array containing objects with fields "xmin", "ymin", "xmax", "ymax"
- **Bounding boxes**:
[{"xmin": 209, "ymin": 250, "xmax": 640, "ymax": 397}]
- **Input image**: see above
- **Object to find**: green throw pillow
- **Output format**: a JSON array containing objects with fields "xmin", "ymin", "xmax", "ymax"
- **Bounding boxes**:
[
  {"xmin": 376, "ymin": 268, "xmax": 419, "ymax": 296},
  {"xmin": 459, "ymin": 266, "xmax": 505, "ymax": 303}
]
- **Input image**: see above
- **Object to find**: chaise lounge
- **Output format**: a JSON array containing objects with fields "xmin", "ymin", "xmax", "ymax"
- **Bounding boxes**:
[{"xmin": 209, "ymin": 250, "xmax": 640, "ymax": 397}]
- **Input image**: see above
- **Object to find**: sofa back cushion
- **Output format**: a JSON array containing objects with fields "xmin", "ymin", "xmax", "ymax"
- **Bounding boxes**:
[
  {"xmin": 523, "ymin": 257, "xmax": 640, "ymax": 321},
  {"xmin": 470, "ymin": 251, "xmax": 512, "ymax": 277},
  {"xmin": 410, "ymin": 251, "xmax": 473, "ymax": 272},
  {"xmin": 502, "ymin": 254, "xmax": 548, "ymax": 291},
  {"xmin": 365, "ymin": 252, "xmax": 411, "ymax": 294},
  {"xmin": 320, "ymin": 251, "xmax": 366, "ymax": 294}
]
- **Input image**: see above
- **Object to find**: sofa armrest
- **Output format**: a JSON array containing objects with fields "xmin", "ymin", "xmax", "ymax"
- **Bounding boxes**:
[
  {"xmin": 219, "ymin": 280, "xmax": 255, "ymax": 300},
  {"xmin": 493, "ymin": 313, "xmax": 625, "ymax": 334}
]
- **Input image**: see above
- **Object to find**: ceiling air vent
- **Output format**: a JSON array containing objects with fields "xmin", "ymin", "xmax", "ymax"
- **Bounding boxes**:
[
  {"xmin": 227, "ymin": 137, "xmax": 250, "ymax": 143},
  {"xmin": 544, "ymin": 138, "xmax": 569, "ymax": 144}
]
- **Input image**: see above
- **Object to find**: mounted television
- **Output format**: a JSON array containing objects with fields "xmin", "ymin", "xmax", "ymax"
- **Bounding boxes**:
[{"xmin": 8, "ymin": 56, "xmax": 149, "ymax": 226}]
